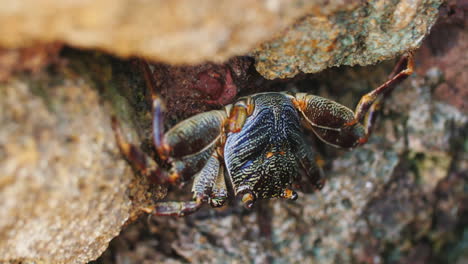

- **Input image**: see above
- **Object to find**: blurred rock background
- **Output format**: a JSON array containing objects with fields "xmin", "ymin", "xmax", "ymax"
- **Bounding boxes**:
[{"xmin": 0, "ymin": 0, "xmax": 466, "ymax": 263}]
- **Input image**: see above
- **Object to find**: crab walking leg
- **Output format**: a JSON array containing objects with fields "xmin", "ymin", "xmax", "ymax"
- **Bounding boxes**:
[
  {"xmin": 152, "ymin": 96, "xmax": 169, "ymax": 160},
  {"xmin": 191, "ymin": 154, "xmax": 221, "ymax": 199},
  {"xmin": 140, "ymin": 60, "xmax": 159, "ymax": 101},
  {"xmin": 111, "ymin": 117, "xmax": 168, "ymax": 183},
  {"xmin": 293, "ymin": 53, "xmax": 414, "ymax": 148},
  {"xmin": 296, "ymin": 139, "xmax": 326, "ymax": 190},
  {"xmin": 158, "ymin": 110, "xmax": 227, "ymax": 183},
  {"xmin": 355, "ymin": 53, "xmax": 414, "ymax": 136},
  {"xmin": 293, "ymin": 93, "xmax": 362, "ymax": 148},
  {"xmin": 192, "ymin": 151, "xmax": 229, "ymax": 208},
  {"xmin": 209, "ymin": 165, "xmax": 228, "ymax": 207},
  {"xmin": 353, "ymin": 52, "xmax": 414, "ymax": 125},
  {"xmin": 154, "ymin": 199, "xmax": 203, "ymax": 217},
  {"xmin": 154, "ymin": 153, "xmax": 225, "ymax": 216},
  {"xmin": 139, "ymin": 60, "xmax": 172, "ymax": 160},
  {"xmin": 140, "ymin": 59, "xmax": 229, "ymax": 183}
]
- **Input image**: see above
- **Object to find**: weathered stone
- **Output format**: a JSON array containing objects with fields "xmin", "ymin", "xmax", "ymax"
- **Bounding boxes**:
[
  {"xmin": 0, "ymin": 1, "xmax": 464, "ymax": 261},
  {"xmin": 0, "ymin": 58, "xmax": 160, "ymax": 263},
  {"xmin": 0, "ymin": 0, "xmax": 440, "ymax": 80},
  {"xmin": 0, "ymin": 0, "xmax": 321, "ymax": 65},
  {"xmin": 253, "ymin": 0, "xmax": 442, "ymax": 79}
]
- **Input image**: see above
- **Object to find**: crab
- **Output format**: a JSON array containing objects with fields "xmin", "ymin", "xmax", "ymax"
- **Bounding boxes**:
[{"xmin": 112, "ymin": 53, "xmax": 414, "ymax": 216}]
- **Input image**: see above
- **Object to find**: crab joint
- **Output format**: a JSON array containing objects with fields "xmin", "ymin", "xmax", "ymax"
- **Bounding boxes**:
[
  {"xmin": 343, "ymin": 119, "xmax": 358, "ymax": 127},
  {"xmin": 241, "ymin": 191, "xmax": 256, "ymax": 209},
  {"xmin": 315, "ymin": 155, "xmax": 326, "ymax": 168},
  {"xmin": 228, "ymin": 105, "xmax": 247, "ymax": 133},
  {"xmin": 156, "ymin": 144, "xmax": 171, "ymax": 161},
  {"xmin": 168, "ymin": 171, "xmax": 180, "ymax": 184},
  {"xmin": 358, "ymin": 137, "xmax": 368, "ymax": 145},
  {"xmin": 280, "ymin": 188, "xmax": 298, "ymax": 200}
]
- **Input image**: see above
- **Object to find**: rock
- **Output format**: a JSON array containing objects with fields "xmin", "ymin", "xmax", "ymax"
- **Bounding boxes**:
[
  {"xmin": 0, "ymin": 0, "xmax": 440, "ymax": 79},
  {"xmin": 0, "ymin": 1, "xmax": 464, "ymax": 261},
  {"xmin": 252, "ymin": 0, "xmax": 442, "ymax": 79},
  {"xmin": 0, "ymin": 0, "xmax": 318, "ymax": 65},
  {"xmin": 146, "ymin": 57, "xmax": 252, "ymax": 119},
  {"xmin": 0, "ymin": 54, "xmax": 161, "ymax": 263},
  {"xmin": 0, "ymin": 43, "xmax": 62, "ymax": 82}
]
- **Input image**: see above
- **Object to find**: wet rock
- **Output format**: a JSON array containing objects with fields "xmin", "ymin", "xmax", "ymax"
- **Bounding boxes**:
[{"xmin": 417, "ymin": 0, "xmax": 468, "ymax": 113}]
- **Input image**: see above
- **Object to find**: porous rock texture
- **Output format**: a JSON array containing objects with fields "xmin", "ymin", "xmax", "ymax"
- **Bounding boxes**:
[
  {"xmin": 252, "ymin": 0, "xmax": 442, "ymax": 79},
  {"xmin": 0, "ymin": 1, "xmax": 465, "ymax": 263},
  {"xmin": 0, "ymin": 0, "xmax": 441, "ymax": 79},
  {"xmin": 0, "ymin": 53, "xmax": 164, "ymax": 263},
  {"xmin": 0, "ymin": 0, "xmax": 317, "ymax": 65}
]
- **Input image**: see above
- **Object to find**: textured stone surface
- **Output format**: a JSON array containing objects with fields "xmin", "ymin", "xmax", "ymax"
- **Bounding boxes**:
[
  {"xmin": 0, "ymin": 0, "xmax": 321, "ymax": 64},
  {"xmin": 0, "ymin": 2, "xmax": 464, "ymax": 262},
  {"xmin": 0, "ymin": 55, "xmax": 161, "ymax": 263},
  {"xmin": 253, "ymin": 0, "xmax": 442, "ymax": 79},
  {"xmin": 0, "ymin": 43, "xmax": 62, "ymax": 82},
  {"xmin": 0, "ymin": 0, "xmax": 440, "ymax": 79}
]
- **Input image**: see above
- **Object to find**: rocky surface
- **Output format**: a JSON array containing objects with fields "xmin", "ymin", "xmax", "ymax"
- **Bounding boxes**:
[
  {"xmin": 0, "ymin": 0, "xmax": 440, "ymax": 79},
  {"xmin": 0, "ymin": 53, "xmax": 163, "ymax": 264},
  {"xmin": 0, "ymin": 1, "xmax": 465, "ymax": 263},
  {"xmin": 252, "ymin": 0, "xmax": 442, "ymax": 79},
  {"xmin": 0, "ymin": 43, "xmax": 63, "ymax": 82},
  {"xmin": 0, "ymin": 0, "xmax": 318, "ymax": 65}
]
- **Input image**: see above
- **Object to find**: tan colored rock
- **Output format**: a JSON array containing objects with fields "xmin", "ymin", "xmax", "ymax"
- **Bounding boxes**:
[
  {"xmin": 0, "ymin": 0, "xmax": 441, "ymax": 79},
  {"xmin": 0, "ymin": 76, "xmax": 156, "ymax": 263},
  {"xmin": 0, "ymin": 0, "xmax": 324, "ymax": 64}
]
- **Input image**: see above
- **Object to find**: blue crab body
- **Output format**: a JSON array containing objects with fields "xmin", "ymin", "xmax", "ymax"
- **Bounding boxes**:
[{"xmin": 224, "ymin": 93, "xmax": 302, "ymax": 199}]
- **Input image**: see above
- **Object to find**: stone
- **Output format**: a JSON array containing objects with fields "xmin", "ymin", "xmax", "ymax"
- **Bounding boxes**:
[
  {"xmin": 0, "ymin": 0, "xmax": 319, "ymax": 64},
  {"xmin": 252, "ymin": 0, "xmax": 442, "ymax": 79},
  {"xmin": 0, "ymin": 55, "xmax": 161, "ymax": 263}
]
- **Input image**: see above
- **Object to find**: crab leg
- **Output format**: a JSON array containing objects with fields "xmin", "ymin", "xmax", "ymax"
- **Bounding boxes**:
[
  {"xmin": 140, "ymin": 60, "xmax": 230, "ymax": 184},
  {"xmin": 155, "ymin": 152, "xmax": 227, "ymax": 216},
  {"xmin": 293, "ymin": 52, "xmax": 414, "ymax": 148},
  {"xmin": 111, "ymin": 117, "xmax": 170, "ymax": 184},
  {"xmin": 209, "ymin": 165, "xmax": 228, "ymax": 207},
  {"xmin": 139, "ymin": 60, "xmax": 170, "ymax": 159},
  {"xmin": 192, "ymin": 152, "xmax": 228, "ymax": 207},
  {"xmin": 296, "ymin": 139, "xmax": 326, "ymax": 190},
  {"xmin": 154, "ymin": 199, "xmax": 203, "ymax": 217},
  {"xmin": 354, "ymin": 52, "xmax": 414, "ymax": 126},
  {"xmin": 280, "ymin": 188, "xmax": 299, "ymax": 200}
]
